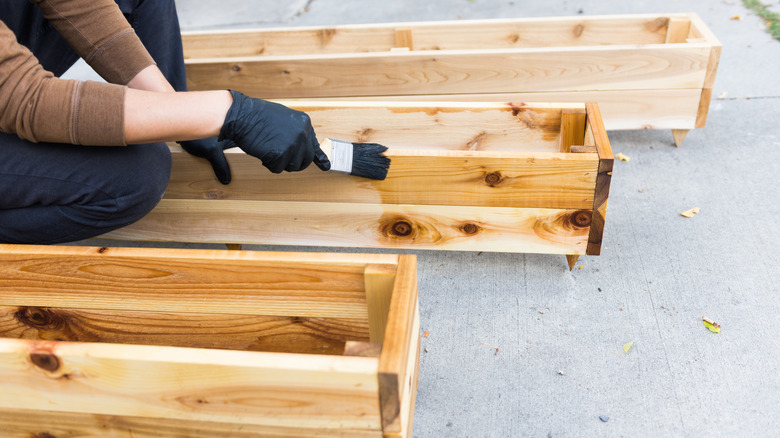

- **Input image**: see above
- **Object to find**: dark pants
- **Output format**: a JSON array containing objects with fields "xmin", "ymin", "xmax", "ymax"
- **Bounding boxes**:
[{"xmin": 0, "ymin": 0, "xmax": 184, "ymax": 244}]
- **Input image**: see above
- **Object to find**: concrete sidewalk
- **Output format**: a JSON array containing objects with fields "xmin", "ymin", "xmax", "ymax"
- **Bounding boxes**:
[{"xmin": 77, "ymin": 0, "xmax": 780, "ymax": 436}]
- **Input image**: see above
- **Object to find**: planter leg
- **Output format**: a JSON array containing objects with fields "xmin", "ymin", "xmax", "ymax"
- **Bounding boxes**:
[
  {"xmin": 226, "ymin": 244, "xmax": 242, "ymax": 250},
  {"xmin": 566, "ymin": 255, "xmax": 580, "ymax": 271},
  {"xmin": 672, "ymin": 129, "xmax": 690, "ymax": 147}
]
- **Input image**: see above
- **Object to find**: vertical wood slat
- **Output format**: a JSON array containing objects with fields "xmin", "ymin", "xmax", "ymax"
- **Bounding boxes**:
[
  {"xmin": 559, "ymin": 108, "xmax": 587, "ymax": 152},
  {"xmin": 665, "ymin": 17, "xmax": 691, "ymax": 44},
  {"xmin": 364, "ymin": 264, "xmax": 398, "ymax": 344},
  {"xmin": 584, "ymin": 103, "xmax": 614, "ymax": 256},
  {"xmin": 378, "ymin": 255, "xmax": 418, "ymax": 433}
]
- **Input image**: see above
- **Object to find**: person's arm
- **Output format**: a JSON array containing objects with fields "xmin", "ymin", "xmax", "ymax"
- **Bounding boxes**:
[
  {"xmin": 123, "ymin": 89, "xmax": 230, "ymax": 144},
  {"xmin": 31, "ymin": 0, "xmax": 155, "ymax": 86}
]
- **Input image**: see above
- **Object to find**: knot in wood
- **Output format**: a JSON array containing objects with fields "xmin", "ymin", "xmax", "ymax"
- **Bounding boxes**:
[
  {"xmin": 207, "ymin": 191, "xmax": 224, "ymax": 200},
  {"xmin": 484, "ymin": 172, "xmax": 503, "ymax": 186},
  {"xmin": 97, "ymin": 247, "xmax": 108, "ymax": 253},
  {"xmin": 231, "ymin": 64, "xmax": 242, "ymax": 72},
  {"xmin": 461, "ymin": 223, "xmax": 480, "ymax": 235},
  {"xmin": 15, "ymin": 307, "xmax": 62, "ymax": 329},
  {"xmin": 32, "ymin": 433, "xmax": 58, "ymax": 438},
  {"xmin": 391, "ymin": 221, "xmax": 413, "ymax": 237},
  {"xmin": 30, "ymin": 352, "xmax": 60, "ymax": 372},
  {"xmin": 570, "ymin": 210, "xmax": 593, "ymax": 228}
]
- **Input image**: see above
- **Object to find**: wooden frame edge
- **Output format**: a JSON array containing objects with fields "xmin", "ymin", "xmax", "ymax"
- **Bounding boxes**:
[{"xmin": 584, "ymin": 103, "xmax": 613, "ymax": 256}]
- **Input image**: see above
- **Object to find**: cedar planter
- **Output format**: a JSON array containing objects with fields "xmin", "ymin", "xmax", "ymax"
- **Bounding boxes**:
[
  {"xmin": 181, "ymin": 13, "xmax": 721, "ymax": 146},
  {"xmin": 103, "ymin": 101, "xmax": 612, "ymax": 268},
  {"xmin": 0, "ymin": 244, "xmax": 420, "ymax": 438}
]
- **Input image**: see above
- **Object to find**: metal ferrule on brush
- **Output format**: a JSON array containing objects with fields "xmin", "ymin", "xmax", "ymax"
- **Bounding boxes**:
[{"xmin": 326, "ymin": 139, "xmax": 354, "ymax": 174}]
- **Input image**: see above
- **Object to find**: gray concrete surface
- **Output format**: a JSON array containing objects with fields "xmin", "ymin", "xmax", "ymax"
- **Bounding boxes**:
[{"xmin": 72, "ymin": 0, "xmax": 780, "ymax": 436}]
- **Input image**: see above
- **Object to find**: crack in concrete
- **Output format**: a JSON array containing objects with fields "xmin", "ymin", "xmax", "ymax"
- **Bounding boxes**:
[{"xmin": 292, "ymin": 0, "xmax": 316, "ymax": 21}]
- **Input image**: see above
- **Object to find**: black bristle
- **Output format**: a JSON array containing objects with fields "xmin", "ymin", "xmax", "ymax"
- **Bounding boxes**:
[{"xmin": 349, "ymin": 143, "xmax": 391, "ymax": 180}]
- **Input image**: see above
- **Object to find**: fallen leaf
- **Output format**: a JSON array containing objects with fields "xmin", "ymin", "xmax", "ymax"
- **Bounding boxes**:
[
  {"xmin": 718, "ymin": 91, "xmax": 728, "ymax": 99},
  {"xmin": 481, "ymin": 342, "xmax": 500, "ymax": 355},
  {"xmin": 623, "ymin": 341, "xmax": 634, "ymax": 354},
  {"xmin": 680, "ymin": 207, "xmax": 701, "ymax": 218},
  {"xmin": 578, "ymin": 265, "xmax": 584, "ymax": 270},
  {"xmin": 423, "ymin": 330, "xmax": 430, "ymax": 338},
  {"xmin": 616, "ymin": 152, "xmax": 631, "ymax": 162},
  {"xmin": 703, "ymin": 316, "xmax": 721, "ymax": 333},
  {"xmin": 731, "ymin": 15, "xmax": 742, "ymax": 20}
]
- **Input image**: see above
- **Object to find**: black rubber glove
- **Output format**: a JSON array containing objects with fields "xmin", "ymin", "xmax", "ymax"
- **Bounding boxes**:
[
  {"xmin": 218, "ymin": 90, "xmax": 330, "ymax": 175},
  {"xmin": 178, "ymin": 137, "xmax": 235, "ymax": 185}
]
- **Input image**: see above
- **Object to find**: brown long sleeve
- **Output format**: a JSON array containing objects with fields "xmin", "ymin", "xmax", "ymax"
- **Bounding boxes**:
[
  {"xmin": 30, "ymin": 0, "xmax": 155, "ymax": 85},
  {"xmin": 0, "ymin": 0, "xmax": 159, "ymax": 146}
]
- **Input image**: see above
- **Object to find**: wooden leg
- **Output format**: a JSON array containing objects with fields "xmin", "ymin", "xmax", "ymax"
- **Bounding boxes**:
[
  {"xmin": 225, "ymin": 244, "xmax": 242, "ymax": 251},
  {"xmin": 566, "ymin": 255, "xmax": 580, "ymax": 271},
  {"xmin": 672, "ymin": 129, "xmax": 690, "ymax": 147}
]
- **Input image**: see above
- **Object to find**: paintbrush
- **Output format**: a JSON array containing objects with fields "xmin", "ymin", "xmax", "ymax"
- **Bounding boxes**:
[{"xmin": 319, "ymin": 138, "xmax": 391, "ymax": 181}]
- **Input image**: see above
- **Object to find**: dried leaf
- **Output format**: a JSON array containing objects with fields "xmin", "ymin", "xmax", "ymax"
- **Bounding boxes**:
[
  {"xmin": 680, "ymin": 207, "xmax": 701, "ymax": 218},
  {"xmin": 718, "ymin": 91, "xmax": 728, "ymax": 99},
  {"xmin": 703, "ymin": 317, "xmax": 721, "ymax": 333},
  {"xmin": 481, "ymin": 342, "xmax": 499, "ymax": 355},
  {"xmin": 422, "ymin": 330, "xmax": 430, "ymax": 338},
  {"xmin": 623, "ymin": 341, "xmax": 634, "ymax": 354},
  {"xmin": 616, "ymin": 152, "xmax": 631, "ymax": 162},
  {"xmin": 578, "ymin": 265, "xmax": 584, "ymax": 270},
  {"xmin": 731, "ymin": 15, "xmax": 742, "ymax": 20}
]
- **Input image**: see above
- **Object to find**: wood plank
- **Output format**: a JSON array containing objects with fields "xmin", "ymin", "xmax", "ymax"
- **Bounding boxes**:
[
  {"xmin": 184, "ymin": 44, "xmax": 712, "ymax": 99},
  {"xmin": 0, "ymin": 306, "xmax": 369, "ymax": 355},
  {"xmin": 0, "ymin": 407, "xmax": 382, "ymax": 438},
  {"xmin": 695, "ymin": 87, "xmax": 714, "ymax": 129},
  {"xmin": 584, "ymin": 103, "xmax": 613, "ymax": 256},
  {"xmin": 0, "ymin": 244, "xmax": 378, "ymax": 319},
  {"xmin": 559, "ymin": 108, "xmax": 586, "ymax": 152},
  {"xmin": 0, "ymin": 339, "xmax": 381, "ymax": 431},
  {"xmin": 281, "ymin": 89, "xmax": 703, "ymax": 130},
  {"xmin": 180, "ymin": 15, "xmax": 685, "ymax": 59},
  {"xmin": 166, "ymin": 147, "xmax": 599, "ymax": 210},
  {"xmin": 101, "ymin": 199, "xmax": 592, "ymax": 255},
  {"xmin": 665, "ymin": 17, "xmax": 691, "ymax": 44},
  {"xmin": 291, "ymin": 101, "xmax": 570, "ymax": 153},
  {"xmin": 364, "ymin": 265, "xmax": 398, "ymax": 344},
  {"xmin": 378, "ymin": 255, "xmax": 418, "ymax": 433}
]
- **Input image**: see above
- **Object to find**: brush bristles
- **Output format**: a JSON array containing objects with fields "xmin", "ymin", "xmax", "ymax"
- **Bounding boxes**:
[{"xmin": 349, "ymin": 143, "xmax": 391, "ymax": 180}]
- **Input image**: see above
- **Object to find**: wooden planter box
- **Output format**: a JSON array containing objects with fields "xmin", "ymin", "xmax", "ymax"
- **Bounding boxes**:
[
  {"xmin": 181, "ymin": 13, "xmax": 721, "ymax": 145},
  {"xmin": 0, "ymin": 244, "xmax": 420, "ymax": 438},
  {"xmin": 103, "ymin": 101, "xmax": 612, "ymax": 268}
]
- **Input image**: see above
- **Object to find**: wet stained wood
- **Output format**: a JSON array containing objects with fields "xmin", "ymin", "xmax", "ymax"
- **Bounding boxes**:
[
  {"xmin": 0, "ymin": 306, "xmax": 369, "ymax": 355},
  {"xmin": 584, "ymin": 103, "xmax": 613, "ymax": 256}
]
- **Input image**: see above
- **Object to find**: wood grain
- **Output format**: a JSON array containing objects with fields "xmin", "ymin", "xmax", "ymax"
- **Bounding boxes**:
[
  {"xmin": 185, "ymin": 45, "xmax": 711, "ymax": 100},
  {"xmin": 180, "ymin": 15, "xmax": 683, "ymax": 59},
  {"xmin": 0, "ymin": 244, "xmax": 386, "ymax": 319},
  {"xmin": 559, "ymin": 108, "xmax": 586, "ymax": 152},
  {"xmin": 290, "ymin": 89, "xmax": 703, "ymax": 130},
  {"xmin": 0, "ymin": 407, "xmax": 382, "ymax": 437},
  {"xmin": 102, "ymin": 199, "xmax": 592, "ymax": 255},
  {"xmin": 165, "ymin": 147, "xmax": 599, "ymax": 210},
  {"xmin": 378, "ymin": 255, "xmax": 418, "ymax": 433},
  {"xmin": 0, "ymin": 306, "xmax": 369, "ymax": 355},
  {"xmin": 0, "ymin": 338, "xmax": 382, "ymax": 431},
  {"xmin": 365, "ymin": 264, "xmax": 398, "ymax": 344}
]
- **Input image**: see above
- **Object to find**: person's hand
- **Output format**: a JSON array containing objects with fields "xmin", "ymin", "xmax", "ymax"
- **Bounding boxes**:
[
  {"xmin": 178, "ymin": 137, "xmax": 235, "ymax": 184},
  {"xmin": 218, "ymin": 90, "xmax": 330, "ymax": 174}
]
